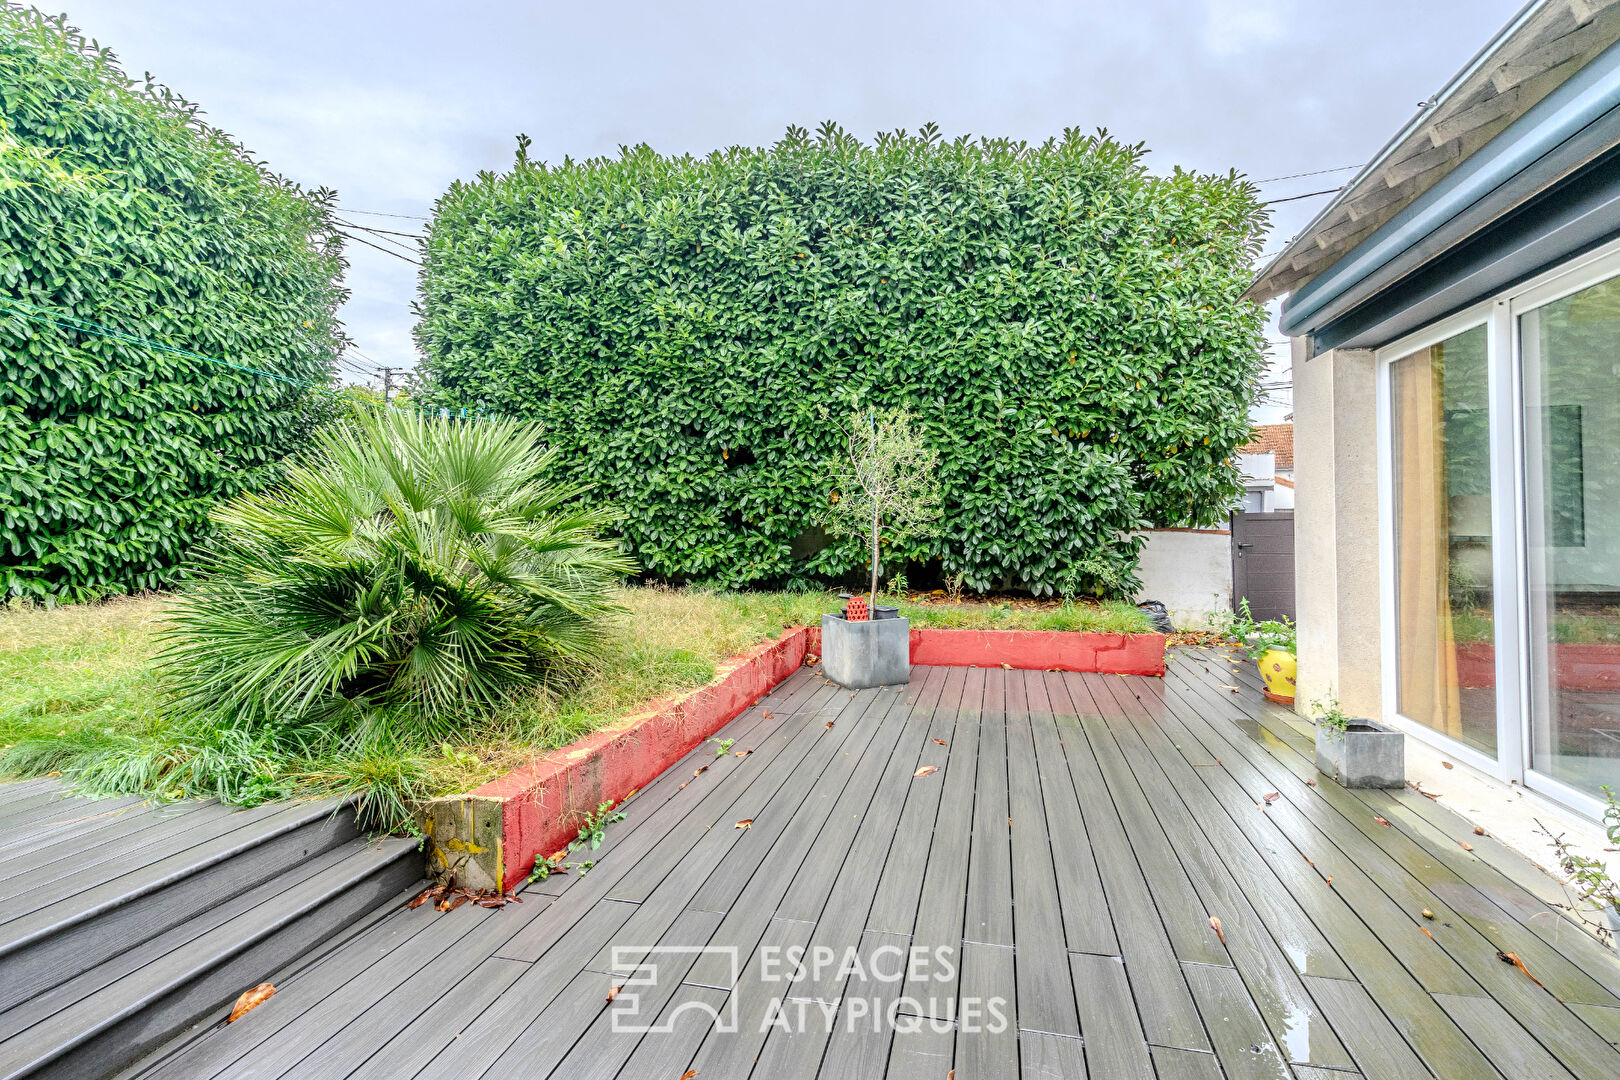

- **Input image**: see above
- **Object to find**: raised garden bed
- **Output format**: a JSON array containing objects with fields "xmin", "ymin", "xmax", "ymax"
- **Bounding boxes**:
[{"xmin": 423, "ymin": 624, "xmax": 1167, "ymax": 892}]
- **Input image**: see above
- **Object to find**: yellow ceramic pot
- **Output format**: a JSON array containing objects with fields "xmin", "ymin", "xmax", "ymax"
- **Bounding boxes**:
[{"xmin": 1258, "ymin": 648, "xmax": 1297, "ymax": 705}]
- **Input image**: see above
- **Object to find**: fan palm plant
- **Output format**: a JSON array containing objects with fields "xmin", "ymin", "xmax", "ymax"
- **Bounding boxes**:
[{"xmin": 157, "ymin": 409, "xmax": 635, "ymax": 742}]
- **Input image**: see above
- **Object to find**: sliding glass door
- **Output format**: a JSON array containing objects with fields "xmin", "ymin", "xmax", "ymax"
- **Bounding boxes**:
[
  {"xmin": 1520, "ymin": 276, "xmax": 1620, "ymax": 800},
  {"xmin": 1389, "ymin": 325, "xmax": 1497, "ymax": 756}
]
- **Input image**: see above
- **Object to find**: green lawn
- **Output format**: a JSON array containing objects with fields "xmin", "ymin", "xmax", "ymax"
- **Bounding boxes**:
[{"xmin": 0, "ymin": 588, "xmax": 1146, "ymax": 826}]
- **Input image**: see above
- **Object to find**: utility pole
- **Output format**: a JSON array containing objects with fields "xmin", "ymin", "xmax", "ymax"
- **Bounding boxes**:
[{"xmin": 379, "ymin": 367, "xmax": 398, "ymax": 404}]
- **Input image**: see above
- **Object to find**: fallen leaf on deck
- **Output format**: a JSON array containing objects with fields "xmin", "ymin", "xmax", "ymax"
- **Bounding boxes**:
[
  {"xmin": 1459, "ymin": 841, "xmax": 1474, "ymax": 851},
  {"xmin": 1305, "ymin": 779, "xmax": 1317, "ymax": 787},
  {"xmin": 1497, "ymin": 951, "xmax": 1556, "ymax": 997},
  {"xmin": 1422, "ymin": 908, "xmax": 1435, "ymax": 919},
  {"xmin": 735, "ymin": 748, "xmax": 754, "ymax": 757},
  {"xmin": 914, "ymin": 766, "xmax": 939, "ymax": 778},
  {"xmin": 227, "ymin": 983, "xmax": 275, "ymax": 1022},
  {"xmin": 763, "ymin": 711, "xmax": 775, "ymax": 719},
  {"xmin": 606, "ymin": 985, "xmax": 622, "ymax": 1003},
  {"xmin": 1473, "ymin": 826, "xmax": 1484, "ymax": 836},
  {"xmin": 1374, "ymin": 816, "xmax": 1390, "ymax": 826},
  {"xmin": 1442, "ymin": 761, "xmax": 1454, "ymax": 769},
  {"xmin": 1209, "ymin": 916, "xmax": 1225, "ymax": 945},
  {"xmin": 1421, "ymin": 926, "xmax": 1435, "ymax": 940},
  {"xmin": 826, "ymin": 721, "xmax": 835, "ymax": 730},
  {"xmin": 694, "ymin": 765, "xmax": 709, "ymax": 777},
  {"xmin": 1325, "ymin": 875, "xmax": 1333, "ymax": 886},
  {"xmin": 735, "ymin": 819, "xmax": 753, "ymax": 829},
  {"xmin": 1219, "ymin": 684, "xmax": 1240, "ymax": 693},
  {"xmin": 681, "ymin": 1071, "xmax": 699, "ymax": 1080},
  {"xmin": 1262, "ymin": 792, "xmax": 1280, "ymax": 804},
  {"xmin": 933, "ymin": 738, "xmax": 948, "ymax": 746}
]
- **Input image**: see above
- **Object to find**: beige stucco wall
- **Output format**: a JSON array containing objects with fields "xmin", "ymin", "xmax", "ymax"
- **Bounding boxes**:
[{"xmin": 1292, "ymin": 338, "xmax": 1383, "ymax": 720}]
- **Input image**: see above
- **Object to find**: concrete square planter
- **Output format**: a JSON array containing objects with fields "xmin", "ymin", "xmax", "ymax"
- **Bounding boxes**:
[
  {"xmin": 821, "ymin": 613, "xmax": 910, "ymax": 689},
  {"xmin": 1314, "ymin": 718, "xmax": 1404, "ymax": 788}
]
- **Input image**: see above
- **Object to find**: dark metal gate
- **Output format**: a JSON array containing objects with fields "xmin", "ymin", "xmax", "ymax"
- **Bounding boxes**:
[{"xmin": 1231, "ymin": 510, "xmax": 1295, "ymax": 623}]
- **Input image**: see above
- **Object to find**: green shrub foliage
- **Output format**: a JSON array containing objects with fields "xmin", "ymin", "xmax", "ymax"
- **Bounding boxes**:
[
  {"xmin": 0, "ymin": 7, "xmax": 349, "ymax": 600},
  {"xmin": 158, "ymin": 410, "xmax": 634, "ymax": 739},
  {"xmin": 417, "ymin": 122, "xmax": 1268, "ymax": 594}
]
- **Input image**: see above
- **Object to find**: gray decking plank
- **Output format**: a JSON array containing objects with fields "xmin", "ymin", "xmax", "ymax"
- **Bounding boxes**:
[
  {"xmin": 1569, "ymin": 1002, "xmax": 1620, "ymax": 1048},
  {"xmin": 1068, "ymin": 951, "xmax": 1153, "ymax": 1080},
  {"xmin": 340, "ymin": 957, "xmax": 526, "ymax": 1080},
  {"xmin": 610, "ymin": 983, "xmax": 728, "ymax": 1080},
  {"xmin": 1298, "ymin": 974, "xmax": 1436, "ymax": 1080},
  {"xmin": 810, "ymin": 931, "xmax": 915, "ymax": 1080},
  {"xmin": 1181, "ymin": 961, "xmax": 1291, "ymax": 1080},
  {"xmin": 1019, "ymin": 1030, "xmax": 1087, "ymax": 1079},
  {"xmin": 204, "ymin": 904, "xmax": 500, "ymax": 1080},
  {"xmin": 514, "ymin": 908, "xmax": 725, "ymax": 1080},
  {"xmin": 496, "ymin": 681, "xmax": 839, "ymax": 964},
  {"xmin": 1006, "ymin": 682, "xmax": 1080, "ymax": 1038},
  {"xmin": 1159, "ymin": 664, "xmax": 1620, "ymax": 1077},
  {"xmin": 1149, "ymin": 1046, "xmax": 1224, "ymax": 1080},
  {"xmin": 413, "ymin": 900, "xmax": 637, "ymax": 1077},
  {"xmin": 684, "ymin": 916, "xmax": 816, "ymax": 1077},
  {"xmin": 1433, "ymin": 993, "xmax": 1580, "ymax": 1080},
  {"xmin": 885, "ymin": 1022, "xmax": 955, "ymax": 1080},
  {"xmin": 1148, "ymin": 670, "xmax": 1509, "ymax": 1078},
  {"xmin": 790, "ymin": 675, "xmax": 954, "ymax": 1006},
  {"xmin": 965, "ymin": 668, "xmax": 1014, "ymax": 947},
  {"xmin": 1075, "ymin": 676, "xmax": 1225, "ymax": 966},
  {"xmin": 954, "ymin": 941, "xmax": 1019, "ymax": 1079},
  {"xmin": 674, "ymin": 685, "xmax": 904, "ymax": 990},
  {"xmin": 476, "ymin": 969, "xmax": 610, "ymax": 1080},
  {"xmin": 1046, "ymin": 674, "xmax": 1208, "ymax": 1052},
  {"xmin": 865, "ymin": 667, "xmax": 968, "ymax": 936},
  {"xmin": 902, "ymin": 667, "xmax": 985, "ymax": 1013},
  {"xmin": 1028, "ymin": 672, "xmax": 1118, "ymax": 956},
  {"xmin": 1089, "ymin": 674, "xmax": 1355, "ymax": 1069}
]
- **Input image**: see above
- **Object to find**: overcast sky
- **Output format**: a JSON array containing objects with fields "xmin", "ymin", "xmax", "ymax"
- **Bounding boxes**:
[{"xmin": 57, "ymin": 0, "xmax": 1524, "ymax": 416}]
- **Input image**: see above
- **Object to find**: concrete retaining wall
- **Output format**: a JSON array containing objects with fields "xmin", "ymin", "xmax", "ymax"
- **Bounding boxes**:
[{"xmin": 1134, "ymin": 528, "xmax": 1232, "ymax": 629}]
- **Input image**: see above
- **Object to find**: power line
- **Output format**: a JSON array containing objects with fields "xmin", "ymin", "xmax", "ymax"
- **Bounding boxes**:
[
  {"xmin": 1253, "ymin": 164, "xmax": 1362, "ymax": 184},
  {"xmin": 1263, "ymin": 187, "xmax": 1344, "ymax": 206},
  {"xmin": 340, "ymin": 207, "xmax": 430, "ymax": 221},
  {"xmin": 336, "ymin": 222, "xmax": 422, "ymax": 257},
  {"xmin": 335, "ymin": 219, "xmax": 425, "ymax": 242},
  {"xmin": 338, "ymin": 230, "xmax": 423, "ymax": 266}
]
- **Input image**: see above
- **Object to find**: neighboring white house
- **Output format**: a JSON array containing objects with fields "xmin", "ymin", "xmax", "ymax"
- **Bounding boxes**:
[
  {"xmin": 1250, "ymin": 0, "xmax": 1620, "ymax": 833},
  {"xmin": 1236, "ymin": 423, "xmax": 1295, "ymax": 512}
]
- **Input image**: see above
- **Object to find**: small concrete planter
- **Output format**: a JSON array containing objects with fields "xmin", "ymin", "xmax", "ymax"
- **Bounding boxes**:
[
  {"xmin": 821, "ymin": 613, "xmax": 910, "ymax": 689},
  {"xmin": 1314, "ymin": 717, "xmax": 1404, "ymax": 788}
]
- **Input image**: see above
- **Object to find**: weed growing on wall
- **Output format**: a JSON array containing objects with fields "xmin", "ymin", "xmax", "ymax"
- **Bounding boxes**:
[{"xmin": 418, "ymin": 122, "xmax": 1268, "ymax": 595}]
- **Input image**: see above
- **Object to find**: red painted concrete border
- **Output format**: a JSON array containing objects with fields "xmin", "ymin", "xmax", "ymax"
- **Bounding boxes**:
[
  {"xmin": 907, "ymin": 628, "xmax": 1167, "ymax": 675},
  {"xmin": 427, "ymin": 623, "xmax": 1165, "ymax": 892},
  {"xmin": 470, "ymin": 626, "xmax": 814, "ymax": 892}
]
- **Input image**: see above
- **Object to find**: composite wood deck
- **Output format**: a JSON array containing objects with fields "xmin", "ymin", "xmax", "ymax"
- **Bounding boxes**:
[{"xmin": 127, "ymin": 648, "xmax": 1620, "ymax": 1080}]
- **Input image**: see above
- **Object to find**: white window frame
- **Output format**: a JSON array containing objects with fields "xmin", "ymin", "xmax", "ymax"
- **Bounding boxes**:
[{"xmin": 1374, "ymin": 235, "xmax": 1620, "ymax": 820}]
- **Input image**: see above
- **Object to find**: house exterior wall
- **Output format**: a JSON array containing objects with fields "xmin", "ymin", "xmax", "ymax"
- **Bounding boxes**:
[
  {"xmin": 1133, "ymin": 528, "xmax": 1232, "ymax": 629},
  {"xmin": 1292, "ymin": 337, "xmax": 1383, "ymax": 719}
]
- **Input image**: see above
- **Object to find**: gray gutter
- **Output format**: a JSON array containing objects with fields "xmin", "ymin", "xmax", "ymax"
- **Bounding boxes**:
[
  {"xmin": 1280, "ymin": 31, "xmax": 1620, "ymax": 337},
  {"xmin": 1253, "ymin": 0, "xmax": 1546, "ymax": 293}
]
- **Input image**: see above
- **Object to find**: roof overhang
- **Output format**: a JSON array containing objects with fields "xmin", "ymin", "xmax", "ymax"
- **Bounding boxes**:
[{"xmin": 1247, "ymin": 0, "xmax": 1620, "ymax": 317}]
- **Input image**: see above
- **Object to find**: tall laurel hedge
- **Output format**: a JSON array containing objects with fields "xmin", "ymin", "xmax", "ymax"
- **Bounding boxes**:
[
  {"xmin": 0, "ymin": 7, "xmax": 348, "ymax": 600},
  {"xmin": 417, "ymin": 123, "xmax": 1267, "ymax": 594}
]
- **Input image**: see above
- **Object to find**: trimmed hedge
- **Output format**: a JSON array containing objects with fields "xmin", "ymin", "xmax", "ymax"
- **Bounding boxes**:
[
  {"xmin": 0, "ymin": 8, "xmax": 348, "ymax": 600},
  {"xmin": 418, "ymin": 123, "xmax": 1267, "ymax": 594}
]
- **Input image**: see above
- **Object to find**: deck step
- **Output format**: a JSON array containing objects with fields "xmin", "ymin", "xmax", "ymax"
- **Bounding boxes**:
[{"xmin": 0, "ymin": 784, "xmax": 423, "ymax": 1080}]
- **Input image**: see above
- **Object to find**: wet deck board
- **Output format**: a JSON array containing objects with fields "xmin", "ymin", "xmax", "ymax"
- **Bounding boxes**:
[{"xmin": 123, "ymin": 654, "xmax": 1620, "ymax": 1080}]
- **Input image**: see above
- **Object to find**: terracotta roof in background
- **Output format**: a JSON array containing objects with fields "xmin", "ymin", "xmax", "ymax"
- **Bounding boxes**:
[{"xmin": 1239, "ymin": 423, "xmax": 1293, "ymax": 470}]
